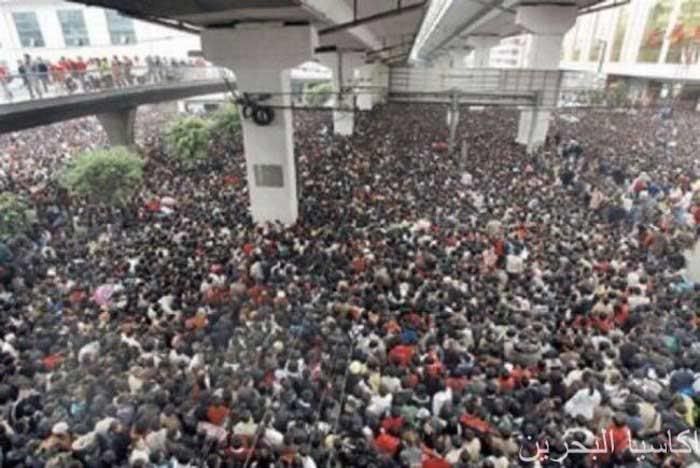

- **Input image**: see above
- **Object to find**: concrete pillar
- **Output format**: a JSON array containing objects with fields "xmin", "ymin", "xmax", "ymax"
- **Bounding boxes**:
[
  {"xmin": 515, "ymin": 6, "xmax": 577, "ymax": 152},
  {"xmin": 357, "ymin": 63, "xmax": 389, "ymax": 110},
  {"xmin": 318, "ymin": 51, "xmax": 364, "ymax": 136},
  {"xmin": 202, "ymin": 25, "xmax": 317, "ymax": 225},
  {"xmin": 467, "ymin": 36, "xmax": 500, "ymax": 68},
  {"xmin": 96, "ymin": 108, "xmax": 137, "ymax": 147}
]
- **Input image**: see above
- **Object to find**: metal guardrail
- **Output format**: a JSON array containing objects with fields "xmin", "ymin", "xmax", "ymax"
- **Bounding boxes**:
[
  {"xmin": 388, "ymin": 67, "xmax": 570, "ymax": 108},
  {"xmin": 0, "ymin": 65, "xmax": 230, "ymax": 105},
  {"xmin": 389, "ymin": 90, "xmax": 538, "ymax": 107}
]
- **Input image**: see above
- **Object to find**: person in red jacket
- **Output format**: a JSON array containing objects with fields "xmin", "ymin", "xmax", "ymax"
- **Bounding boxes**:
[
  {"xmin": 389, "ymin": 343, "xmax": 415, "ymax": 367},
  {"xmin": 589, "ymin": 414, "xmax": 630, "ymax": 464},
  {"xmin": 381, "ymin": 407, "xmax": 405, "ymax": 433},
  {"xmin": 375, "ymin": 428, "xmax": 401, "ymax": 456}
]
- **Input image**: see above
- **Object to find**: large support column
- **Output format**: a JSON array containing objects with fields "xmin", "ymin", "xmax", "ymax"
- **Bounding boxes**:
[
  {"xmin": 356, "ymin": 63, "xmax": 389, "ymax": 111},
  {"xmin": 202, "ymin": 25, "xmax": 317, "ymax": 225},
  {"xmin": 467, "ymin": 36, "xmax": 500, "ymax": 68},
  {"xmin": 96, "ymin": 108, "xmax": 137, "ymax": 147},
  {"xmin": 515, "ymin": 6, "xmax": 577, "ymax": 152},
  {"xmin": 318, "ymin": 51, "xmax": 364, "ymax": 136}
]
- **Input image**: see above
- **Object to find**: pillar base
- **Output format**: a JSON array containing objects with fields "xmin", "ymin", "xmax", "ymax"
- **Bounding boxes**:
[{"xmin": 97, "ymin": 108, "xmax": 137, "ymax": 147}]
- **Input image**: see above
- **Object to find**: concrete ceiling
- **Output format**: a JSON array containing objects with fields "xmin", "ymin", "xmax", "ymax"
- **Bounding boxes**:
[
  {"xmin": 70, "ymin": 0, "xmax": 607, "ymax": 65},
  {"xmin": 69, "ymin": 0, "xmax": 427, "ymax": 64},
  {"xmin": 412, "ymin": 0, "xmax": 607, "ymax": 61}
]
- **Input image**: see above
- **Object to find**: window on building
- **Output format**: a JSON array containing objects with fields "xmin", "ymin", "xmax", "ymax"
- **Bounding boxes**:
[
  {"xmin": 58, "ymin": 10, "xmax": 90, "ymax": 47},
  {"xmin": 666, "ymin": 0, "xmax": 700, "ymax": 64},
  {"xmin": 638, "ymin": 0, "xmax": 673, "ymax": 63},
  {"xmin": 610, "ymin": 6, "xmax": 629, "ymax": 62},
  {"xmin": 105, "ymin": 10, "xmax": 136, "ymax": 45},
  {"xmin": 12, "ymin": 12, "xmax": 45, "ymax": 48}
]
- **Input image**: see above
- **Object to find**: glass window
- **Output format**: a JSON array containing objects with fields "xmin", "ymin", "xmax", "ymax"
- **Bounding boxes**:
[
  {"xmin": 58, "ymin": 10, "xmax": 90, "ymax": 47},
  {"xmin": 638, "ymin": 0, "xmax": 674, "ymax": 63},
  {"xmin": 105, "ymin": 10, "xmax": 136, "ymax": 45},
  {"xmin": 588, "ymin": 14, "xmax": 602, "ymax": 62},
  {"xmin": 610, "ymin": 6, "xmax": 629, "ymax": 62},
  {"xmin": 12, "ymin": 12, "xmax": 45, "ymax": 48},
  {"xmin": 666, "ymin": 0, "xmax": 700, "ymax": 63}
]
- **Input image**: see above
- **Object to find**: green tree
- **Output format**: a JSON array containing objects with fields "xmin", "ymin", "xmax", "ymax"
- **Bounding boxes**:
[
  {"xmin": 211, "ymin": 103, "xmax": 242, "ymax": 138},
  {"xmin": 164, "ymin": 115, "xmax": 212, "ymax": 166},
  {"xmin": 60, "ymin": 146, "xmax": 144, "ymax": 207},
  {"xmin": 305, "ymin": 82, "xmax": 334, "ymax": 107},
  {"xmin": 0, "ymin": 192, "xmax": 33, "ymax": 240}
]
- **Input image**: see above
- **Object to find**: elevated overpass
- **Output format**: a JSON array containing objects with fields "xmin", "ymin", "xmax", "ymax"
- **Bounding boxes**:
[
  {"xmin": 65, "ymin": 0, "xmax": 606, "ymax": 225},
  {"xmin": 0, "ymin": 78, "xmax": 229, "ymax": 146}
]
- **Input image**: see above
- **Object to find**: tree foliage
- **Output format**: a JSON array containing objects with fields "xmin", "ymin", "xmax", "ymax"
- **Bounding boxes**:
[
  {"xmin": 305, "ymin": 82, "xmax": 334, "ymax": 108},
  {"xmin": 0, "ymin": 192, "xmax": 32, "ymax": 240},
  {"xmin": 60, "ymin": 146, "xmax": 144, "ymax": 207},
  {"xmin": 211, "ymin": 103, "xmax": 242, "ymax": 138},
  {"xmin": 607, "ymin": 83, "xmax": 630, "ymax": 108},
  {"xmin": 165, "ymin": 116, "xmax": 212, "ymax": 166}
]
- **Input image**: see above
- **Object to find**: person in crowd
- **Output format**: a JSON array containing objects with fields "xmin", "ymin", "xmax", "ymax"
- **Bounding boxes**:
[
  {"xmin": 0, "ymin": 63, "xmax": 12, "ymax": 101},
  {"xmin": 18, "ymin": 54, "xmax": 42, "ymax": 99},
  {"xmin": 122, "ymin": 55, "xmax": 134, "ymax": 86},
  {"xmin": 0, "ymin": 99, "xmax": 699, "ymax": 468},
  {"xmin": 111, "ymin": 55, "xmax": 126, "ymax": 88},
  {"xmin": 4, "ymin": 55, "xmax": 198, "ymax": 100},
  {"xmin": 72, "ymin": 56, "xmax": 88, "ymax": 91},
  {"xmin": 36, "ymin": 57, "xmax": 50, "ymax": 94}
]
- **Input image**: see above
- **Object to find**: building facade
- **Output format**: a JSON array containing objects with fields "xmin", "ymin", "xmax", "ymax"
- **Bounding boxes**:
[
  {"xmin": 560, "ymin": 0, "xmax": 700, "ymax": 86},
  {"xmin": 0, "ymin": 0, "xmax": 200, "ymax": 70}
]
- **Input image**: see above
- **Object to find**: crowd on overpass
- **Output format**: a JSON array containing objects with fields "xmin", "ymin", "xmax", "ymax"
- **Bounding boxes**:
[
  {"xmin": 0, "ymin": 54, "xmax": 208, "ymax": 102},
  {"xmin": 0, "ymin": 102, "xmax": 698, "ymax": 468}
]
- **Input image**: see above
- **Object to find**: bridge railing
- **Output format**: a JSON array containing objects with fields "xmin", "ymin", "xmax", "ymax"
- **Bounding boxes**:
[
  {"xmin": 0, "ymin": 65, "xmax": 231, "ymax": 105},
  {"xmin": 388, "ymin": 67, "xmax": 569, "ymax": 108}
]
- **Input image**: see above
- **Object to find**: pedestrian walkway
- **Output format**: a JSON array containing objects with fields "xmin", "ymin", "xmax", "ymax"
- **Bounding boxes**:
[{"xmin": 0, "ymin": 60, "xmax": 227, "ymax": 105}]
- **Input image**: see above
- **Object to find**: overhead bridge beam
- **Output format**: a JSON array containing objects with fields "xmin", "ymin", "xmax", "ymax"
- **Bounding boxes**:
[
  {"xmin": 389, "ymin": 90, "xmax": 537, "ymax": 106},
  {"xmin": 578, "ymin": 0, "xmax": 630, "ymax": 15},
  {"xmin": 366, "ymin": 38, "xmax": 416, "ymax": 56},
  {"xmin": 0, "ymin": 80, "xmax": 227, "ymax": 134},
  {"xmin": 319, "ymin": 2, "xmax": 426, "ymax": 36}
]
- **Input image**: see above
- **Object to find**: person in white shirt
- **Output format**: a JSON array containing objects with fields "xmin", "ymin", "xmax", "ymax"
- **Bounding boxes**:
[
  {"xmin": 432, "ymin": 384, "xmax": 452, "ymax": 418},
  {"xmin": 564, "ymin": 384, "xmax": 601, "ymax": 421}
]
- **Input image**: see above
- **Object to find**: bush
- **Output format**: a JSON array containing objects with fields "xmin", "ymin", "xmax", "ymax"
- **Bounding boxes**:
[
  {"xmin": 211, "ymin": 103, "xmax": 242, "ymax": 138},
  {"xmin": 60, "ymin": 146, "xmax": 144, "ymax": 207},
  {"xmin": 0, "ymin": 192, "xmax": 32, "ymax": 240},
  {"xmin": 305, "ymin": 82, "xmax": 334, "ymax": 108},
  {"xmin": 608, "ymin": 83, "xmax": 630, "ymax": 108},
  {"xmin": 164, "ymin": 116, "xmax": 212, "ymax": 166}
]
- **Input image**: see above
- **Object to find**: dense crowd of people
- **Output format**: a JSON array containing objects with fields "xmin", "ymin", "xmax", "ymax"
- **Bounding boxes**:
[
  {"xmin": 0, "ymin": 54, "xmax": 205, "ymax": 101},
  {"xmin": 0, "ymin": 101, "xmax": 699, "ymax": 468}
]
